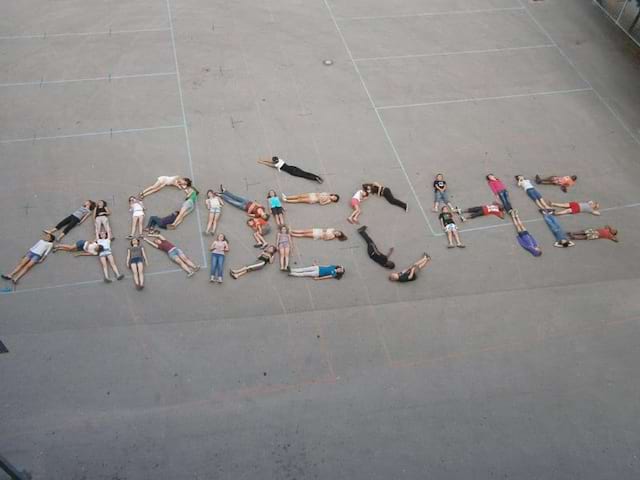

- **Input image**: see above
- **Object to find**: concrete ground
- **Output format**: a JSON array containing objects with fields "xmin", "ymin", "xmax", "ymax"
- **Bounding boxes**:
[{"xmin": 1, "ymin": 0, "xmax": 640, "ymax": 478}]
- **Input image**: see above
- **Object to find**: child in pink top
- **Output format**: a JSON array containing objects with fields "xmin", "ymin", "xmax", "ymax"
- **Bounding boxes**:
[{"xmin": 486, "ymin": 174, "xmax": 513, "ymax": 213}]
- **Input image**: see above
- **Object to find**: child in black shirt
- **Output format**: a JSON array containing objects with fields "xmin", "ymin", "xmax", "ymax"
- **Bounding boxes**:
[
  {"xmin": 439, "ymin": 206, "xmax": 465, "ymax": 248},
  {"xmin": 432, "ymin": 173, "xmax": 453, "ymax": 212}
]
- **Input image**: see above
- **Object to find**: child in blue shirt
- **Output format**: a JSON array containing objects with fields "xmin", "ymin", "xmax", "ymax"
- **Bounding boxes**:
[{"xmin": 267, "ymin": 190, "xmax": 285, "ymax": 226}]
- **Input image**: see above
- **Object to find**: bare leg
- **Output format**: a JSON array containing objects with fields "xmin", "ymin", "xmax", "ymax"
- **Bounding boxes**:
[
  {"xmin": 131, "ymin": 263, "xmax": 140, "ymax": 286},
  {"xmin": 54, "ymin": 244, "xmax": 78, "ymax": 252},
  {"xmin": 413, "ymin": 254, "xmax": 431, "ymax": 270},
  {"xmin": 279, "ymin": 247, "xmax": 286, "ymax": 270},
  {"xmin": 100, "ymin": 257, "xmax": 111, "ymax": 280},
  {"xmin": 137, "ymin": 263, "xmax": 145, "ymax": 286},
  {"xmin": 171, "ymin": 208, "xmax": 188, "ymax": 227},
  {"xmin": 12, "ymin": 260, "xmax": 37, "ymax": 282},
  {"xmin": 206, "ymin": 213, "xmax": 214, "ymax": 233},
  {"xmin": 7, "ymin": 257, "xmax": 31, "ymax": 278},
  {"xmin": 211, "ymin": 212, "xmax": 220, "ymax": 234},
  {"xmin": 230, "ymin": 266, "xmax": 248, "ymax": 278},
  {"xmin": 130, "ymin": 218, "xmax": 136, "ymax": 237},
  {"xmin": 446, "ymin": 231, "xmax": 454, "ymax": 246},
  {"xmin": 283, "ymin": 246, "xmax": 290, "ymax": 269},
  {"xmin": 140, "ymin": 180, "xmax": 165, "ymax": 198},
  {"xmin": 107, "ymin": 256, "xmax": 122, "ymax": 278},
  {"xmin": 453, "ymin": 230, "xmax": 463, "ymax": 246},
  {"xmin": 173, "ymin": 257, "xmax": 192, "ymax": 273},
  {"xmin": 137, "ymin": 216, "xmax": 144, "ymax": 236},
  {"xmin": 106, "ymin": 221, "xmax": 113, "ymax": 240},
  {"xmin": 178, "ymin": 254, "xmax": 197, "ymax": 270}
]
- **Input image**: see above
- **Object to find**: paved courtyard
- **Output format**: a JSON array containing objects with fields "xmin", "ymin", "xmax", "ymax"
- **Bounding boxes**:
[{"xmin": 1, "ymin": 1, "xmax": 640, "ymax": 479}]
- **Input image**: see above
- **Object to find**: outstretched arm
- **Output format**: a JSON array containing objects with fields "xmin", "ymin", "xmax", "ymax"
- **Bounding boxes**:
[
  {"xmin": 74, "ymin": 252, "xmax": 97, "ymax": 257},
  {"xmin": 39, "ymin": 244, "xmax": 54, "ymax": 263},
  {"xmin": 257, "ymin": 159, "xmax": 276, "ymax": 168},
  {"xmin": 142, "ymin": 247, "xmax": 150, "ymax": 265},
  {"xmin": 79, "ymin": 212, "xmax": 91, "ymax": 225},
  {"xmin": 143, "ymin": 238, "xmax": 159, "ymax": 249}
]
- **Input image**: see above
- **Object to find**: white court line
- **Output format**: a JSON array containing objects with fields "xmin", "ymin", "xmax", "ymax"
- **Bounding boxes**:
[
  {"xmin": 0, "ymin": 27, "xmax": 170, "ymax": 41},
  {"xmin": 354, "ymin": 44, "xmax": 555, "ymax": 62},
  {"xmin": 519, "ymin": 0, "xmax": 640, "ymax": 146},
  {"xmin": 323, "ymin": 0, "xmax": 437, "ymax": 236},
  {"xmin": 164, "ymin": 0, "xmax": 208, "ymax": 266},
  {"xmin": 376, "ymin": 88, "xmax": 593, "ymax": 110},
  {"xmin": 592, "ymin": 0, "xmax": 640, "ymax": 49},
  {"xmin": 0, "ymin": 268, "xmax": 183, "ymax": 296},
  {"xmin": 341, "ymin": 6, "xmax": 524, "ymax": 21},
  {"xmin": 0, "ymin": 124, "xmax": 183, "ymax": 145},
  {"xmin": 432, "ymin": 202, "xmax": 640, "ymax": 236},
  {"xmin": 0, "ymin": 72, "xmax": 177, "ymax": 88}
]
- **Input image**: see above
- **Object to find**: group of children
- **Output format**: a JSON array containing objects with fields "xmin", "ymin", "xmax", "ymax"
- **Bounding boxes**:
[
  {"xmin": 1, "ymin": 156, "xmax": 619, "ymax": 290},
  {"xmin": 426, "ymin": 172, "xmax": 617, "ymax": 255}
]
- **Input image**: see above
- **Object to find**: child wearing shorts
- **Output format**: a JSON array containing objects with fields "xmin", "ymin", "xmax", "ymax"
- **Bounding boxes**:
[
  {"xmin": 267, "ymin": 190, "xmax": 285, "ymax": 226},
  {"xmin": 348, "ymin": 188, "xmax": 368, "ymax": 224},
  {"xmin": 204, "ymin": 190, "xmax": 224, "ymax": 235},
  {"xmin": 128, "ymin": 196, "xmax": 145, "ymax": 238},
  {"xmin": 515, "ymin": 175, "xmax": 551, "ymax": 210},
  {"xmin": 432, "ymin": 174, "xmax": 453, "ymax": 212},
  {"xmin": 439, "ymin": 206, "xmax": 465, "ymax": 248}
]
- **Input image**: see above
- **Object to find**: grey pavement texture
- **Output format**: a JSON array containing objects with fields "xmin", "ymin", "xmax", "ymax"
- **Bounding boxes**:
[{"xmin": 1, "ymin": 0, "xmax": 640, "ymax": 479}]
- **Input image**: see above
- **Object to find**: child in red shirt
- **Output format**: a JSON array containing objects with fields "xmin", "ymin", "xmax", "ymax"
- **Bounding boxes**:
[
  {"xmin": 568, "ymin": 226, "xmax": 618, "ymax": 242},
  {"xmin": 535, "ymin": 174, "xmax": 577, "ymax": 193}
]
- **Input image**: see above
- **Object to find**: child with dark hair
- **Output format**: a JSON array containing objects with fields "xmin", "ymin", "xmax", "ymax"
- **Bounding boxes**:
[
  {"xmin": 218, "ymin": 186, "xmax": 269, "ymax": 220},
  {"xmin": 94, "ymin": 200, "xmax": 113, "ymax": 240},
  {"xmin": 97, "ymin": 231, "xmax": 125, "ymax": 282},
  {"xmin": 439, "ymin": 206, "xmax": 465, "ymax": 248},
  {"xmin": 204, "ymin": 190, "xmax": 224, "ymax": 235},
  {"xmin": 247, "ymin": 217, "xmax": 270, "ymax": 248},
  {"xmin": 276, "ymin": 226, "xmax": 293, "ymax": 271},
  {"xmin": 54, "ymin": 240, "xmax": 104, "ymax": 256},
  {"xmin": 357, "ymin": 226, "xmax": 395, "ymax": 269},
  {"xmin": 389, "ymin": 253, "xmax": 431, "ymax": 282},
  {"xmin": 290, "ymin": 228, "xmax": 347, "ymax": 241},
  {"xmin": 282, "ymin": 192, "xmax": 339, "ymax": 205},
  {"xmin": 1, "ymin": 233, "xmax": 55, "ymax": 284},
  {"xmin": 550, "ymin": 200, "xmax": 600, "ymax": 216},
  {"xmin": 139, "ymin": 176, "xmax": 189, "ymax": 198},
  {"xmin": 348, "ymin": 188, "xmax": 368, "ymax": 224},
  {"xmin": 289, "ymin": 264, "xmax": 345, "ymax": 280},
  {"xmin": 128, "ymin": 196, "xmax": 145, "ymax": 238},
  {"xmin": 535, "ymin": 174, "xmax": 577, "ymax": 193},
  {"xmin": 44, "ymin": 200, "xmax": 95, "ymax": 241},
  {"xmin": 257, "ymin": 156, "xmax": 323, "ymax": 183},
  {"xmin": 209, "ymin": 233, "xmax": 229, "ymax": 283},
  {"xmin": 432, "ymin": 174, "xmax": 453, "ymax": 212},
  {"xmin": 145, "ymin": 211, "xmax": 179, "ymax": 233},
  {"xmin": 143, "ymin": 233, "xmax": 200, "ymax": 277},
  {"xmin": 363, "ymin": 182, "xmax": 407, "ymax": 211},
  {"xmin": 455, "ymin": 203, "xmax": 504, "ymax": 221},
  {"xmin": 511, "ymin": 210, "xmax": 542, "ymax": 257},
  {"xmin": 515, "ymin": 175, "xmax": 552, "ymax": 210},
  {"xmin": 168, "ymin": 185, "xmax": 199, "ymax": 229},
  {"xmin": 486, "ymin": 174, "xmax": 513, "ymax": 213},
  {"xmin": 267, "ymin": 190, "xmax": 285, "ymax": 226},
  {"xmin": 126, "ymin": 237, "xmax": 148, "ymax": 290},
  {"xmin": 230, "ymin": 245, "xmax": 277, "ymax": 279},
  {"xmin": 568, "ymin": 226, "xmax": 618, "ymax": 242}
]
